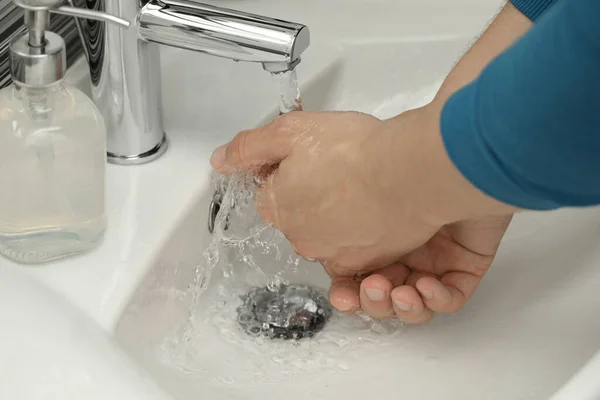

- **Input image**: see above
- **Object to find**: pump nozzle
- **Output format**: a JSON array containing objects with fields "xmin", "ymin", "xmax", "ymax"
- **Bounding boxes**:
[
  {"xmin": 14, "ymin": 0, "xmax": 130, "ymax": 26},
  {"xmin": 48, "ymin": 5, "xmax": 130, "ymax": 27},
  {"xmin": 10, "ymin": 0, "xmax": 130, "ymax": 86}
]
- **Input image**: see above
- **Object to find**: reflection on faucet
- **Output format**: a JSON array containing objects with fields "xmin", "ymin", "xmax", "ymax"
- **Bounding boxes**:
[
  {"xmin": 138, "ymin": 0, "xmax": 310, "ymax": 67},
  {"xmin": 81, "ymin": 0, "xmax": 310, "ymax": 165}
]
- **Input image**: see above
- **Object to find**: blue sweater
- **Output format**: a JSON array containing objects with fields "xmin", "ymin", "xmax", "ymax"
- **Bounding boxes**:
[{"xmin": 440, "ymin": 0, "xmax": 600, "ymax": 210}]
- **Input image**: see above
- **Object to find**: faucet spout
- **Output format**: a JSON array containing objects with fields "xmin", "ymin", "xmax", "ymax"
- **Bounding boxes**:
[
  {"xmin": 84, "ymin": 0, "xmax": 310, "ymax": 165},
  {"xmin": 137, "ymin": 0, "xmax": 310, "ymax": 65}
]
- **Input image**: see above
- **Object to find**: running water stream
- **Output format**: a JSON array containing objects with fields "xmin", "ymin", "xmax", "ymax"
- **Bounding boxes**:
[
  {"xmin": 188, "ymin": 67, "xmax": 305, "ymax": 310},
  {"xmin": 271, "ymin": 68, "xmax": 304, "ymax": 114},
  {"xmin": 157, "ymin": 69, "xmax": 432, "ymax": 388}
]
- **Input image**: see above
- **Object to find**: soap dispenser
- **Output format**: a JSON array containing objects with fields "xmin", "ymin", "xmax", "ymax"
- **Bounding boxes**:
[{"xmin": 0, "ymin": 0, "xmax": 130, "ymax": 264}]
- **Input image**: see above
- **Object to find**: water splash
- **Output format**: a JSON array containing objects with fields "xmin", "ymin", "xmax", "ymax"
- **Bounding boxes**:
[
  {"xmin": 157, "ymin": 68, "xmax": 418, "ymax": 386},
  {"xmin": 186, "ymin": 67, "xmax": 305, "ymax": 312},
  {"xmin": 166, "ymin": 167, "xmax": 405, "ymax": 385},
  {"xmin": 161, "ymin": 276, "xmax": 405, "ymax": 385}
]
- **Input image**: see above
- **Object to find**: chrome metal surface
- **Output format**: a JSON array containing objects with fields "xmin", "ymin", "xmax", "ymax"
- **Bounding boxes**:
[
  {"xmin": 137, "ymin": 0, "xmax": 309, "ymax": 64},
  {"xmin": 25, "ymin": 9, "xmax": 48, "ymax": 46},
  {"xmin": 208, "ymin": 187, "xmax": 229, "ymax": 234},
  {"xmin": 237, "ymin": 284, "xmax": 333, "ymax": 340},
  {"xmin": 66, "ymin": 0, "xmax": 90, "ymax": 63},
  {"xmin": 262, "ymin": 58, "xmax": 302, "ymax": 73},
  {"xmin": 13, "ymin": 0, "xmax": 62, "ymax": 11},
  {"xmin": 107, "ymin": 133, "xmax": 168, "ymax": 165},
  {"xmin": 82, "ymin": 0, "xmax": 309, "ymax": 165},
  {"xmin": 52, "ymin": 6, "xmax": 130, "ymax": 27},
  {"xmin": 0, "ymin": 0, "xmax": 85, "ymax": 89},
  {"xmin": 10, "ymin": 0, "xmax": 129, "ymax": 86},
  {"xmin": 207, "ymin": 197, "xmax": 219, "ymax": 235},
  {"xmin": 10, "ymin": 31, "xmax": 66, "ymax": 85},
  {"xmin": 14, "ymin": 0, "xmax": 130, "ymax": 27}
]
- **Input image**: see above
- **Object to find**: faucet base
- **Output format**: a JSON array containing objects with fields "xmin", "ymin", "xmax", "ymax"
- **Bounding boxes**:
[{"xmin": 107, "ymin": 133, "xmax": 168, "ymax": 166}]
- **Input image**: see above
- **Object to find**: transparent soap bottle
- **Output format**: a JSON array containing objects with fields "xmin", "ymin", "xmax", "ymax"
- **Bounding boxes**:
[
  {"xmin": 0, "ymin": 79, "xmax": 106, "ymax": 264},
  {"xmin": 0, "ymin": 6, "xmax": 116, "ymax": 263}
]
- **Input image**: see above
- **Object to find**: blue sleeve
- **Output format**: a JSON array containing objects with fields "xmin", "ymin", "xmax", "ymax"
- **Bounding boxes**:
[
  {"xmin": 510, "ymin": 0, "xmax": 557, "ymax": 21},
  {"xmin": 440, "ymin": 0, "xmax": 600, "ymax": 210}
]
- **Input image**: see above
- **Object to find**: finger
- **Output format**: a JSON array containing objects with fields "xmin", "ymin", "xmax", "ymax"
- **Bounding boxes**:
[
  {"xmin": 210, "ymin": 113, "xmax": 306, "ymax": 173},
  {"xmin": 329, "ymin": 276, "xmax": 361, "ymax": 314},
  {"xmin": 373, "ymin": 262, "xmax": 411, "ymax": 286},
  {"xmin": 359, "ymin": 263, "xmax": 411, "ymax": 319},
  {"xmin": 390, "ymin": 285, "xmax": 434, "ymax": 324},
  {"xmin": 415, "ymin": 273, "xmax": 481, "ymax": 314},
  {"xmin": 404, "ymin": 270, "xmax": 432, "ymax": 288},
  {"xmin": 359, "ymin": 274, "xmax": 394, "ymax": 320}
]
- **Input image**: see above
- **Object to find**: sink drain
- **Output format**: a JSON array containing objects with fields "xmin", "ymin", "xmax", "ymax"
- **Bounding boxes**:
[{"xmin": 237, "ymin": 284, "xmax": 333, "ymax": 340}]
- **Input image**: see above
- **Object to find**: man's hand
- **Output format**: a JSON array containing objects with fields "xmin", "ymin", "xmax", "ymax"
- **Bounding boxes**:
[
  {"xmin": 211, "ymin": 107, "xmax": 517, "ymax": 322},
  {"xmin": 208, "ymin": 1, "xmax": 531, "ymax": 322},
  {"xmin": 328, "ymin": 216, "xmax": 511, "ymax": 323},
  {"xmin": 211, "ymin": 110, "xmax": 444, "ymax": 273}
]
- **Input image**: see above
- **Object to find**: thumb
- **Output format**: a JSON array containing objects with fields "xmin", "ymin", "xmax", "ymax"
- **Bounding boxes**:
[{"xmin": 210, "ymin": 114, "xmax": 302, "ymax": 174}]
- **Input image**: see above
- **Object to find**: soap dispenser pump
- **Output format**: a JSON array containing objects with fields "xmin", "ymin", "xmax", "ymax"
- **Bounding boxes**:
[{"xmin": 0, "ymin": 0, "xmax": 129, "ymax": 264}]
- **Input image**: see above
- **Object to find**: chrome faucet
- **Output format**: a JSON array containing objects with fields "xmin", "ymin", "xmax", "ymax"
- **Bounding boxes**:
[{"xmin": 79, "ymin": 0, "xmax": 310, "ymax": 165}]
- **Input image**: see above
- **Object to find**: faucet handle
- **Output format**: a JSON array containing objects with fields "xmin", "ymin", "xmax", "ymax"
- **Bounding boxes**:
[{"xmin": 13, "ymin": 0, "xmax": 130, "ymax": 28}]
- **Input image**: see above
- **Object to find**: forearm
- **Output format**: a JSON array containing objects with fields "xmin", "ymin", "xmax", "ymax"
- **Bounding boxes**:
[
  {"xmin": 386, "ymin": 0, "xmax": 600, "ymax": 223},
  {"xmin": 441, "ymin": 0, "xmax": 600, "ymax": 210},
  {"xmin": 383, "ymin": 106, "xmax": 520, "ymax": 227},
  {"xmin": 383, "ymin": 3, "xmax": 533, "ymax": 221},
  {"xmin": 431, "ymin": 1, "xmax": 532, "ymax": 107}
]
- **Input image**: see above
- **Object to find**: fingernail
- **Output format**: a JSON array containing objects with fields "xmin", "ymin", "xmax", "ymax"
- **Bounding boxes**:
[
  {"xmin": 364, "ymin": 288, "xmax": 385, "ymax": 302},
  {"xmin": 421, "ymin": 289, "xmax": 434, "ymax": 300},
  {"xmin": 394, "ymin": 300, "xmax": 412, "ymax": 312},
  {"xmin": 210, "ymin": 145, "xmax": 227, "ymax": 169}
]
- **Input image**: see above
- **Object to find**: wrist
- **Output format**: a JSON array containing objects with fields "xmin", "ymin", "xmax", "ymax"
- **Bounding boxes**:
[{"xmin": 382, "ymin": 104, "xmax": 519, "ymax": 226}]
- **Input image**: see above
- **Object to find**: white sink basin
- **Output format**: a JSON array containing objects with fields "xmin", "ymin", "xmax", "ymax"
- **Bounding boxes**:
[
  {"xmin": 119, "ymin": 32, "xmax": 600, "ymax": 400},
  {"xmin": 2, "ymin": 0, "xmax": 600, "ymax": 399}
]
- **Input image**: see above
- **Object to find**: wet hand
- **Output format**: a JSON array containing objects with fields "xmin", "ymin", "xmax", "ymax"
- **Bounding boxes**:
[
  {"xmin": 211, "ymin": 111, "xmax": 442, "ymax": 275},
  {"xmin": 328, "ymin": 216, "xmax": 511, "ymax": 323},
  {"xmin": 211, "ymin": 108, "xmax": 517, "ymax": 323}
]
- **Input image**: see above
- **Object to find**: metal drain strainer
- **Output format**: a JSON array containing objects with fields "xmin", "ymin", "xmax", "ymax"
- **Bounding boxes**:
[{"xmin": 237, "ymin": 284, "xmax": 333, "ymax": 340}]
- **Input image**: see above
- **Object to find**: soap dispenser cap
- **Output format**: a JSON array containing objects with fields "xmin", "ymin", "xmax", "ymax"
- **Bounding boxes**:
[
  {"xmin": 10, "ymin": 32, "xmax": 66, "ymax": 87},
  {"xmin": 10, "ymin": 0, "xmax": 66, "ymax": 86},
  {"xmin": 9, "ymin": 0, "xmax": 130, "ymax": 86}
]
